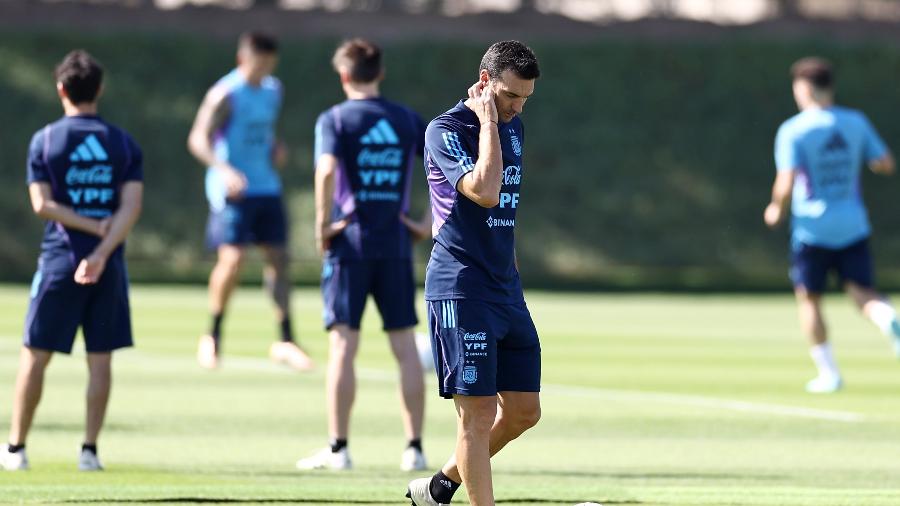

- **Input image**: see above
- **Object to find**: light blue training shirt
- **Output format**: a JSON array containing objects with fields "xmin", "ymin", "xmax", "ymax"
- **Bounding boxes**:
[
  {"xmin": 205, "ymin": 69, "xmax": 283, "ymax": 211},
  {"xmin": 775, "ymin": 105, "xmax": 888, "ymax": 249}
]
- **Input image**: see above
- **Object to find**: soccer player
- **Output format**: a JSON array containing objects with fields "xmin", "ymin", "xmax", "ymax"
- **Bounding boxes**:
[
  {"xmin": 765, "ymin": 57, "xmax": 900, "ymax": 394},
  {"xmin": 296, "ymin": 39, "xmax": 431, "ymax": 472},
  {"xmin": 188, "ymin": 32, "xmax": 312, "ymax": 371},
  {"xmin": 406, "ymin": 41, "xmax": 541, "ymax": 506},
  {"xmin": 0, "ymin": 50, "xmax": 143, "ymax": 471}
]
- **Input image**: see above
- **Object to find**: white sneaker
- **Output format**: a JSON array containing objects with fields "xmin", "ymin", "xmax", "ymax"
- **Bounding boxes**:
[
  {"xmin": 78, "ymin": 448, "xmax": 103, "ymax": 471},
  {"xmin": 401, "ymin": 447, "xmax": 428, "ymax": 471},
  {"xmin": 1, "ymin": 448, "xmax": 28, "ymax": 471},
  {"xmin": 269, "ymin": 341, "xmax": 314, "ymax": 372},
  {"xmin": 406, "ymin": 477, "xmax": 444, "ymax": 506},
  {"xmin": 295, "ymin": 447, "xmax": 351, "ymax": 470},
  {"xmin": 197, "ymin": 335, "xmax": 219, "ymax": 370},
  {"xmin": 805, "ymin": 374, "xmax": 843, "ymax": 394}
]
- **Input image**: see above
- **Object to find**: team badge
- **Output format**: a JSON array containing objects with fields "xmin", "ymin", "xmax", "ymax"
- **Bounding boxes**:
[
  {"xmin": 510, "ymin": 133, "xmax": 522, "ymax": 156},
  {"xmin": 463, "ymin": 366, "xmax": 478, "ymax": 384}
]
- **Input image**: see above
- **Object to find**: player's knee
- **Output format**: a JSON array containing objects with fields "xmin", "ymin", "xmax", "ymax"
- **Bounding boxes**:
[
  {"xmin": 216, "ymin": 248, "xmax": 244, "ymax": 273},
  {"xmin": 503, "ymin": 405, "xmax": 541, "ymax": 435},
  {"xmin": 459, "ymin": 399, "xmax": 497, "ymax": 434}
]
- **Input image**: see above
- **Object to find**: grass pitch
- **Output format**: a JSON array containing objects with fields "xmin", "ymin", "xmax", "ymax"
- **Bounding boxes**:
[{"xmin": 1, "ymin": 285, "xmax": 899, "ymax": 505}]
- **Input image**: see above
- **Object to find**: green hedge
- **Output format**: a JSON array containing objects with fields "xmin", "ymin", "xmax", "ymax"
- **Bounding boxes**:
[{"xmin": 2, "ymin": 33, "xmax": 900, "ymax": 290}]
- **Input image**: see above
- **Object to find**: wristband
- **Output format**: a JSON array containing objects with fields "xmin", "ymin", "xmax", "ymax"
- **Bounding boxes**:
[{"xmin": 481, "ymin": 120, "xmax": 498, "ymax": 127}]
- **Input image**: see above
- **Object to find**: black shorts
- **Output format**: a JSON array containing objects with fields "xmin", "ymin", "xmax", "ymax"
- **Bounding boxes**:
[
  {"xmin": 790, "ymin": 238, "xmax": 874, "ymax": 294},
  {"xmin": 427, "ymin": 299, "xmax": 541, "ymax": 399},
  {"xmin": 321, "ymin": 258, "xmax": 418, "ymax": 331},
  {"xmin": 24, "ymin": 257, "xmax": 133, "ymax": 354},
  {"xmin": 206, "ymin": 195, "xmax": 287, "ymax": 248}
]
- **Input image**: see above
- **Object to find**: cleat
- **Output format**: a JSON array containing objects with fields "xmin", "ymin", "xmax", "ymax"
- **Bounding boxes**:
[
  {"xmin": 78, "ymin": 448, "xmax": 103, "ymax": 471},
  {"xmin": 805, "ymin": 374, "xmax": 843, "ymax": 394},
  {"xmin": 295, "ymin": 447, "xmax": 351, "ymax": 470},
  {"xmin": 401, "ymin": 447, "xmax": 428, "ymax": 472},
  {"xmin": 406, "ymin": 477, "xmax": 444, "ymax": 506},
  {"xmin": 197, "ymin": 335, "xmax": 219, "ymax": 369},
  {"xmin": 1, "ymin": 448, "xmax": 28, "ymax": 471},
  {"xmin": 270, "ymin": 341, "xmax": 314, "ymax": 372}
]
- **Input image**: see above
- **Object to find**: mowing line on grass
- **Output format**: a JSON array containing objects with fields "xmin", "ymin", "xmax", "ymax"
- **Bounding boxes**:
[{"xmin": 111, "ymin": 350, "xmax": 866, "ymax": 424}]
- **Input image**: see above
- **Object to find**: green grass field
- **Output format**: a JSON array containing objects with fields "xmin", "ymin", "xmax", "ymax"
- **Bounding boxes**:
[{"xmin": 1, "ymin": 285, "xmax": 900, "ymax": 505}]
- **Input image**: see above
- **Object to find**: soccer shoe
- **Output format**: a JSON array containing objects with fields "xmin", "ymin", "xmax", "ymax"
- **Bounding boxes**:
[
  {"xmin": 295, "ymin": 447, "xmax": 351, "ymax": 470},
  {"xmin": 406, "ymin": 477, "xmax": 444, "ymax": 506},
  {"xmin": 77, "ymin": 448, "xmax": 103, "ymax": 471},
  {"xmin": 400, "ymin": 447, "xmax": 428, "ymax": 472},
  {"xmin": 197, "ymin": 335, "xmax": 219, "ymax": 370},
  {"xmin": 805, "ymin": 374, "xmax": 843, "ymax": 394},
  {"xmin": 270, "ymin": 341, "xmax": 315, "ymax": 372},
  {"xmin": 1, "ymin": 448, "xmax": 28, "ymax": 471}
]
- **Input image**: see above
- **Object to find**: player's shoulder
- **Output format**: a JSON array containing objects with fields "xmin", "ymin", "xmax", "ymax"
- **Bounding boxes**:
[
  {"xmin": 99, "ymin": 120, "xmax": 142, "ymax": 154},
  {"xmin": 261, "ymin": 75, "xmax": 283, "ymax": 93},
  {"xmin": 831, "ymin": 105, "xmax": 870, "ymax": 125},
  {"xmin": 427, "ymin": 103, "xmax": 472, "ymax": 136}
]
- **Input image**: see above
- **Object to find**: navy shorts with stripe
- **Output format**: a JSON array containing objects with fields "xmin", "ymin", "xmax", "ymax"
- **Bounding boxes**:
[
  {"xmin": 24, "ymin": 256, "xmax": 133, "ymax": 354},
  {"xmin": 790, "ymin": 238, "xmax": 874, "ymax": 294},
  {"xmin": 206, "ymin": 195, "xmax": 287, "ymax": 248},
  {"xmin": 321, "ymin": 258, "xmax": 418, "ymax": 331},
  {"xmin": 427, "ymin": 299, "xmax": 541, "ymax": 399}
]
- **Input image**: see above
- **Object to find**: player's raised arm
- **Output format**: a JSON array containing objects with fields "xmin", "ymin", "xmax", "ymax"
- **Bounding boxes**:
[
  {"xmin": 28, "ymin": 182, "xmax": 108, "ymax": 237},
  {"xmin": 187, "ymin": 87, "xmax": 247, "ymax": 196},
  {"xmin": 75, "ymin": 181, "xmax": 143, "ymax": 285},
  {"xmin": 457, "ymin": 79, "xmax": 504, "ymax": 208}
]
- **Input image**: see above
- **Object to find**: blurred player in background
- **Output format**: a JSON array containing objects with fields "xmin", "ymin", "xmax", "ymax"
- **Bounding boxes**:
[
  {"xmin": 765, "ymin": 56, "xmax": 900, "ymax": 393},
  {"xmin": 296, "ymin": 38, "xmax": 431, "ymax": 472},
  {"xmin": 188, "ymin": 32, "xmax": 312, "ymax": 371},
  {"xmin": 1, "ymin": 50, "xmax": 143, "ymax": 471},
  {"xmin": 406, "ymin": 41, "xmax": 541, "ymax": 506}
]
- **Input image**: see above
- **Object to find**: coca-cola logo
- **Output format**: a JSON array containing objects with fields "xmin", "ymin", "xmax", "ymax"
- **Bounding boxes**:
[{"xmin": 66, "ymin": 165, "xmax": 113, "ymax": 186}]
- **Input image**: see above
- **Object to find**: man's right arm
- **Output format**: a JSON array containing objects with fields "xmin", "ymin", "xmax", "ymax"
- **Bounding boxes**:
[
  {"xmin": 187, "ymin": 87, "xmax": 247, "ymax": 196},
  {"xmin": 28, "ymin": 183, "xmax": 107, "ymax": 237},
  {"xmin": 457, "ymin": 81, "xmax": 503, "ymax": 208}
]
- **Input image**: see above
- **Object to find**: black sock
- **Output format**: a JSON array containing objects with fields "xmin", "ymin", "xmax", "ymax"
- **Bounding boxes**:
[
  {"xmin": 279, "ymin": 317, "xmax": 294, "ymax": 343},
  {"xmin": 407, "ymin": 439, "xmax": 422, "ymax": 452},
  {"xmin": 81, "ymin": 443, "xmax": 97, "ymax": 455},
  {"xmin": 7, "ymin": 443, "xmax": 24, "ymax": 453},
  {"xmin": 330, "ymin": 439, "xmax": 347, "ymax": 453},
  {"xmin": 429, "ymin": 470, "xmax": 461, "ymax": 504},
  {"xmin": 210, "ymin": 313, "xmax": 224, "ymax": 347}
]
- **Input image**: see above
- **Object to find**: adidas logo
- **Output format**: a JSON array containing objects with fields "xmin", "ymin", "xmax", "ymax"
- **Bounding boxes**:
[
  {"xmin": 69, "ymin": 134, "xmax": 109, "ymax": 162},
  {"xmin": 360, "ymin": 119, "xmax": 399, "ymax": 145},
  {"xmin": 822, "ymin": 131, "xmax": 848, "ymax": 153}
]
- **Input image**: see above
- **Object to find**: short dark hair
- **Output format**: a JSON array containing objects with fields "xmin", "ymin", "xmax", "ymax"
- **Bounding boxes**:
[
  {"xmin": 239, "ymin": 31, "xmax": 279, "ymax": 54},
  {"xmin": 791, "ymin": 57, "xmax": 833, "ymax": 89},
  {"xmin": 54, "ymin": 50, "xmax": 104, "ymax": 105},
  {"xmin": 332, "ymin": 38, "xmax": 383, "ymax": 84},
  {"xmin": 479, "ymin": 40, "xmax": 540, "ymax": 81}
]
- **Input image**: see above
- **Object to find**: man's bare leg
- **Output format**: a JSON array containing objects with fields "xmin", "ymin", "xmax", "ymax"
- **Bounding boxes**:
[
  {"xmin": 262, "ymin": 244, "xmax": 313, "ymax": 371},
  {"xmin": 8, "ymin": 347, "xmax": 53, "ymax": 446},
  {"xmin": 199, "ymin": 244, "xmax": 244, "ymax": 368},
  {"xmin": 387, "ymin": 327, "xmax": 425, "ymax": 441}
]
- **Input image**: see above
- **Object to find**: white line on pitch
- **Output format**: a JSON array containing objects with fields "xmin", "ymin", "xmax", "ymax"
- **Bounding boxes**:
[
  {"xmin": 128, "ymin": 352, "xmax": 864, "ymax": 424},
  {"xmin": 540, "ymin": 384, "xmax": 865, "ymax": 423},
  {"xmin": 0, "ymin": 343, "xmax": 866, "ymax": 424}
]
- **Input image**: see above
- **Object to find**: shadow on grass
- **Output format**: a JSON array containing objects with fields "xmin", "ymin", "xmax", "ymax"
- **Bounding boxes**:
[
  {"xmin": 503, "ymin": 468, "xmax": 787, "ymax": 482},
  {"xmin": 58, "ymin": 498, "xmax": 640, "ymax": 505}
]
